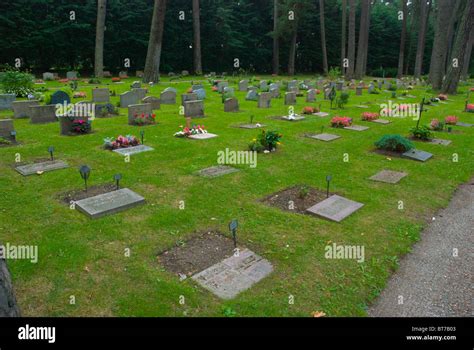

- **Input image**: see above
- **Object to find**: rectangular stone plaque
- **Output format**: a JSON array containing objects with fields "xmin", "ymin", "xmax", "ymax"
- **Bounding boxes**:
[
  {"xmin": 75, "ymin": 188, "xmax": 145, "ymax": 219},
  {"xmin": 188, "ymin": 133, "xmax": 218, "ymax": 140},
  {"xmin": 306, "ymin": 195, "xmax": 364, "ymax": 222},
  {"xmin": 356, "ymin": 105, "xmax": 369, "ymax": 108},
  {"xmin": 430, "ymin": 138, "xmax": 451, "ymax": 146},
  {"xmin": 456, "ymin": 122, "xmax": 473, "ymax": 127},
  {"xmin": 313, "ymin": 112, "xmax": 329, "ymax": 117},
  {"xmin": 15, "ymin": 160, "xmax": 69, "ymax": 176},
  {"xmin": 112, "ymin": 145, "xmax": 154, "ymax": 156},
  {"xmin": 239, "ymin": 123, "xmax": 266, "ymax": 129},
  {"xmin": 369, "ymin": 170, "xmax": 408, "ymax": 184},
  {"xmin": 402, "ymin": 149, "xmax": 433, "ymax": 162},
  {"xmin": 197, "ymin": 165, "xmax": 239, "ymax": 178},
  {"xmin": 192, "ymin": 248, "xmax": 273, "ymax": 300},
  {"xmin": 281, "ymin": 115, "xmax": 305, "ymax": 121},
  {"xmin": 344, "ymin": 125, "xmax": 369, "ymax": 131},
  {"xmin": 371, "ymin": 119, "xmax": 390, "ymax": 124},
  {"xmin": 309, "ymin": 133, "xmax": 340, "ymax": 142}
]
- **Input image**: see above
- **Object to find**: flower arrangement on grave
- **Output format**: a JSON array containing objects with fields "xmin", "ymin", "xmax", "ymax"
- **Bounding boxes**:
[
  {"xmin": 59, "ymin": 79, "xmax": 69, "ymax": 83},
  {"xmin": 71, "ymin": 119, "xmax": 91, "ymax": 134},
  {"xmin": 375, "ymin": 134, "xmax": 413, "ymax": 153},
  {"xmin": 470, "ymin": 88, "xmax": 474, "ymax": 92},
  {"xmin": 361, "ymin": 112, "xmax": 379, "ymax": 121},
  {"xmin": 410, "ymin": 125, "xmax": 432, "ymax": 141},
  {"xmin": 438, "ymin": 94, "xmax": 448, "ymax": 101},
  {"xmin": 35, "ymin": 79, "xmax": 44, "ymax": 84},
  {"xmin": 429, "ymin": 119, "xmax": 445, "ymax": 131},
  {"xmin": 444, "ymin": 116, "xmax": 458, "ymax": 125},
  {"xmin": 174, "ymin": 124, "xmax": 207, "ymax": 138},
  {"xmin": 302, "ymin": 106, "xmax": 318, "ymax": 114},
  {"xmin": 466, "ymin": 103, "xmax": 474, "ymax": 113},
  {"xmin": 133, "ymin": 113, "xmax": 156, "ymax": 126},
  {"xmin": 111, "ymin": 77, "xmax": 121, "ymax": 82},
  {"xmin": 248, "ymin": 130, "xmax": 282, "ymax": 153},
  {"xmin": 330, "ymin": 116, "xmax": 352, "ymax": 128},
  {"xmin": 315, "ymin": 89, "xmax": 321, "ymax": 94},
  {"xmin": 73, "ymin": 92, "xmax": 87, "ymax": 98},
  {"xmin": 103, "ymin": 135, "xmax": 140, "ymax": 150},
  {"xmin": 211, "ymin": 86, "xmax": 218, "ymax": 92}
]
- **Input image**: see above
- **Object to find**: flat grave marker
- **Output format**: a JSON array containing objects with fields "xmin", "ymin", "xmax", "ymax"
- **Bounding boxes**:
[
  {"xmin": 430, "ymin": 138, "xmax": 451, "ymax": 146},
  {"xmin": 306, "ymin": 194, "xmax": 364, "ymax": 222},
  {"xmin": 371, "ymin": 119, "xmax": 391, "ymax": 124},
  {"xmin": 75, "ymin": 188, "xmax": 145, "ymax": 219},
  {"xmin": 239, "ymin": 123, "xmax": 266, "ymax": 129},
  {"xmin": 280, "ymin": 115, "xmax": 305, "ymax": 121},
  {"xmin": 456, "ymin": 122, "xmax": 473, "ymax": 127},
  {"xmin": 313, "ymin": 112, "xmax": 330, "ymax": 117},
  {"xmin": 188, "ymin": 133, "xmax": 218, "ymax": 140},
  {"xmin": 191, "ymin": 248, "xmax": 273, "ymax": 300},
  {"xmin": 112, "ymin": 145, "xmax": 154, "ymax": 156},
  {"xmin": 344, "ymin": 125, "xmax": 369, "ymax": 131},
  {"xmin": 308, "ymin": 133, "xmax": 340, "ymax": 142},
  {"xmin": 15, "ymin": 160, "xmax": 69, "ymax": 176},
  {"xmin": 369, "ymin": 170, "xmax": 408, "ymax": 184},
  {"xmin": 197, "ymin": 165, "xmax": 239, "ymax": 178},
  {"xmin": 402, "ymin": 149, "xmax": 433, "ymax": 162}
]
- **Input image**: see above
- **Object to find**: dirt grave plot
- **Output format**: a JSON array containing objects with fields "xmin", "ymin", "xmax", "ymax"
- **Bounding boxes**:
[
  {"xmin": 260, "ymin": 185, "xmax": 332, "ymax": 215},
  {"xmin": 158, "ymin": 231, "xmax": 235, "ymax": 277},
  {"xmin": 58, "ymin": 183, "xmax": 117, "ymax": 204}
]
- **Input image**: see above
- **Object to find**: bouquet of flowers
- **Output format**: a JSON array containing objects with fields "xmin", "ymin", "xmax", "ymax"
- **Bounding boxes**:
[
  {"xmin": 466, "ymin": 103, "xmax": 474, "ymax": 113},
  {"xmin": 429, "ymin": 119, "xmax": 445, "ymax": 131},
  {"xmin": 174, "ymin": 124, "xmax": 207, "ymax": 138},
  {"xmin": 111, "ymin": 77, "xmax": 121, "ymax": 82},
  {"xmin": 73, "ymin": 92, "xmax": 87, "ymax": 98},
  {"xmin": 330, "ymin": 116, "xmax": 352, "ymax": 128},
  {"xmin": 302, "ymin": 106, "xmax": 318, "ymax": 114},
  {"xmin": 133, "ymin": 113, "xmax": 156, "ymax": 126},
  {"xmin": 438, "ymin": 94, "xmax": 448, "ymax": 101},
  {"xmin": 361, "ymin": 112, "xmax": 379, "ymax": 121},
  {"xmin": 445, "ymin": 115, "xmax": 458, "ymax": 125},
  {"xmin": 71, "ymin": 119, "xmax": 91, "ymax": 134},
  {"xmin": 104, "ymin": 135, "xmax": 140, "ymax": 150}
]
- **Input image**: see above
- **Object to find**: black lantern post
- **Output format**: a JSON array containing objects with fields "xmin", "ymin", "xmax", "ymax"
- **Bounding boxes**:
[
  {"xmin": 114, "ymin": 173, "xmax": 122, "ymax": 190},
  {"xmin": 229, "ymin": 219, "xmax": 238, "ymax": 249},
  {"xmin": 79, "ymin": 165, "xmax": 91, "ymax": 192},
  {"xmin": 10, "ymin": 131, "xmax": 17, "ymax": 143},
  {"xmin": 48, "ymin": 146, "xmax": 55, "ymax": 161},
  {"xmin": 326, "ymin": 175, "xmax": 333, "ymax": 198},
  {"xmin": 140, "ymin": 130, "xmax": 145, "ymax": 144}
]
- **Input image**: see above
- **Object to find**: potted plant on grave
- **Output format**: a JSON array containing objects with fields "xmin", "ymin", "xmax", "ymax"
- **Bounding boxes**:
[
  {"xmin": 375, "ymin": 134, "xmax": 414, "ymax": 153},
  {"xmin": 103, "ymin": 135, "xmax": 140, "ymax": 150},
  {"xmin": 174, "ymin": 124, "xmax": 207, "ymax": 138},
  {"xmin": 133, "ymin": 113, "xmax": 156, "ymax": 126},
  {"xmin": 361, "ymin": 112, "xmax": 379, "ymax": 121},
  {"xmin": 438, "ymin": 94, "xmax": 448, "ymax": 101},
  {"xmin": 429, "ymin": 119, "xmax": 445, "ymax": 131},
  {"xmin": 330, "ymin": 116, "xmax": 352, "ymax": 128},
  {"xmin": 444, "ymin": 116, "xmax": 458, "ymax": 125},
  {"xmin": 248, "ymin": 130, "xmax": 282, "ymax": 153},
  {"xmin": 465, "ymin": 103, "xmax": 474, "ymax": 113},
  {"xmin": 302, "ymin": 106, "xmax": 318, "ymax": 114},
  {"xmin": 410, "ymin": 125, "xmax": 432, "ymax": 141},
  {"xmin": 71, "ymin": 118, "xmax": 91, "ymax": 134}
]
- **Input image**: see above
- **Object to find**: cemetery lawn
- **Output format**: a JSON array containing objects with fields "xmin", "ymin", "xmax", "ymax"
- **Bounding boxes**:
[{"xmin": 1, "ymin": 77, "xmax": 473, "ymax": 317}]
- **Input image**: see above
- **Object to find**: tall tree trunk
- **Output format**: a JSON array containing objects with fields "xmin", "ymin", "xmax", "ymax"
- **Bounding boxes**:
[
  {"xmin": 404, "ymin": 1, "xmax": 418, "ymax": 75},
  {"xmin": 319, "ymin": 0, "xmax": 328, "ymax": 75},
  {"xmin": 94, "ymin": 0, "xmax": 107, "ymax": 78},
  {"xmin": 428, "ymin": 0, "xmax": 454, "ymax": 90},
  {"xmin": 441, "ymin": 0, "xmax": 474, "ymax": 94},
  {"xmin": 273, "ymin": 0, "xmax": 279, "ymax": 75},
  {"xmin": 414, "ymin": 0, "xmax": 430, "ymax": 78},
  {"xmin": 362, "ymin": 2, "xmax": 371, "ymax": 76},
  {"xmin": 354, "ymin": 0, "xmax": 369, "ymax": 79},
  {"xmin": 288, "ymin": 29, "xmax": 297, "ymax": 76},
  {"xmin": 346, "ymin": 0, "xmax": 356, "ymax": 79},
  {"xmin": 397, "ymin": 0, "xmax": 407, "ymax": 78},
  {"xmin": 143, "ymin": 0, "xmax": 167, "ymax": 83},
  {"xmin": 341, "ymin": 0, "xmax": 347, "ymax": 75},
  {"xmin": 445, "ymin": 0, "xmax": 462, "ymax": 75},
  {"xmin": 192, "ymin": 0, "xmax": 202, "ymax": 75},
  {"xmin": 461, "ymin": 31, "xmax": 473, "ymax": 79}
]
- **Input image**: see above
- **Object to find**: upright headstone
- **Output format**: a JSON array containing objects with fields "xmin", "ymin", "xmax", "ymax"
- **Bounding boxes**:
[
  {"xmin": 217, "ymin": 81, "xmax": 229, "ymax": 93},
  {"xmin": 246, "ymin": 89, "xmax": 258, "ymax": 101},
  {"xmin": 136, "ymin": 71, "xmax": 144, "ymax": 78},
  {"xmin": 142, "ymin": 96, "xmax": 161, "ymax": 110},
  {"xmin": 120, "ymin": 91, "xmax": 140, "ymax": 108},
  {"xmin": 128, "ymin": 103, "xmax": 153, "ymax": 125},
  {"xmin": 132, "ymin": 88, "xmax": 147, "ymax": 100},
  {"xmin": 12, "ymin": 100, "xmax": 39, "ymax": 119},
  {"xmin": 0, "ymin": 94, "xmax": 16, "ymax": 110},
  {"xmin": 285, "ymin": 92, "xmax": 297, "ymax": 105},
  {"xmin": 181, "ymin": 93, "xmax": 198, "ymax": 106},
  {"xmin": 269, "ymin": 83, "xmax": 280, "ymax": 98},
  {"xmin": 119, "ymin": 71, "xmax": 128, "ymax": 78},
  {"xmin": 50, "ymin": 91, "xmax": 71, "ymax": 105},
  {"xmin": 260, "ymin": 80, "xmax": 268, "ymax": 90},
  {"xmin": 258, "ymin": 92, "xmax": 271, "ymax": 108},
  {"xmin": 336, "ymin": 81, "xmax": 343, "ymax": 91},
  {"xmin": 306, "ymin": 89, "xmax": 316, "ymax": 102},
  {"xmin": 103, "ymin": 71, "xmax": 112, "ymax": 78},
  {"xmin": 42, "ymin": 72, "xmax": 54, "ymax": 81},
  {"xmin": 160, "ymin": 88, "xmax": 177, "ymax": 104},
  {"xmin": 368, "ymin": 83, "xmax": 375, "ymax": 94},
  {"xmin": 0, "ymin": 119, "xmax": 15, "ymax": 141},
  {"xmin": 238, "ymin": 80, "xmax": 248, "ymax": 91},
  {"xmin": 92, "ymin": 88, "xmax": 110, "ymax": 103},
  {"xmin": 356, "ymin": 86, "xmax": 363, "ymax": 96},
  {"xmin": 224, "ymin": 97, "xmax": 239, "ymax": 112},
  {"xmin": 66, "ymin": 71, "xmax": 78, "ymax": 80},
  {"xmin": 192, "ymin": 84, "xmax": 204, "ymax": 91},
  {"xmin": 29, "ymin": 105, "xmax": 58, "ymax": 124},
  {"xmin": 287, "ymin": 80, "xmax": 297, "ymax": 91},
  {"xmin": 184, "ymin": 100, "xmax": 204, "ymax": 118},
  {"xmin": 131, "ymin": 81, "xmax": 141, "ymax": 89},
  {"xmin": 194, "ymin": 88, "xmax": 206, "ymax": 100}
]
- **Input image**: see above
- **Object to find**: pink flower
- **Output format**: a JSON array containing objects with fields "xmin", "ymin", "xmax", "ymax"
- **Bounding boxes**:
[{"xmin": 445, "ymin": 116, "xmax": 458, "ymax": 125}]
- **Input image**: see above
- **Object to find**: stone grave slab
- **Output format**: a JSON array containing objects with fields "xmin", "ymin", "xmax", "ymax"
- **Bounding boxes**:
[
  {"xmin": 120, "ymin": 90, "xmax": 140, "ymax": 108},
  {"xmin": 191, "ymin": 248, "xmax": 273, "ymax": 300},
  {"xmin": 0, "ymin": 94, "xmax": 16, "ymax": 110},
  {"xmin": 281, "ymin": 115, "xmax": 305, "ymax": 121},
  {"xmin": 12, "ymin": 100, "xmax": 39, "ymax": 119},
  {"xmin": 430, "ymin": 138, "xmax": 451, "ymax": 146},
  {"xmin": 0, "ymin": 119, "xmax": 15, "ymax": 140},
  {"xmin": 181, "ymin": 93, "xmax": 197, "ymax": 106},
  {"xmin": 132, "ymin": 88, "xmax": 147, "ymax": 100},
  {"xmin": 369, "ymin": 170, "xmax": 408, "ymax": 184},
  {"xmin": 112, "ymin": 145, "xmax": 154, "ymax": 156},
  {"xmin": 372, "ymin": 119, "xmax": 390, "ymax": 124},
  {"xmin": 239, "ymin": 123, "xmax": 266, "ymax": 129},
  {"xmin": 160, "ymin": 89, "xmax": 177, "ymax": 104},
  {"xmin": 92, "ymin": 88, "xmax": 110, "ymax": 103},
  {"xmin": 456, "ymin": 122, "xmax": 473, "ymax": 127},
  {"xmin": 257, "ymin": 93, "xmax": 271, "ymax": 108},
  {"xmin": 188, "ymin": 133, "xmax": 218, "ymax": 140},
  {"xmin": 142, "ymin": 96, "xmax": 161, "ymax": 110},
  {"xmin": 402, "ymin": 149, "xmax": 433, "ymax": 162},
  {"xmin": 224, "ymin": 97, "xmax": 239, "ymax": 112},
  {"xmin": 75, "ymin": 188, "xmax": 145, "ymax": 219},
  {"xmin": 197, "ymin": 165, "xmax": 239, "ymax": 178},
  {"xmin": 284, "ymin": 92, "xmax": 297, "ymax": 105},
  {"xmin": 128, "ymin": 103, "xmax": 153, "ymax": 125},
  {"xmin": 313, "ymin": 112, "xmax": 329, "ymax": 117},
  {"xmin": 184, "ymin": 100, "xmax": 204, "ymax": 118},
  {"xmin": 29, "ymin": 105, "xmax": 57, "ymax": 124},
  {"xmin": 309, "ymin": 133, "xmax": 340, "ymax": 142},
  {"xmin": 306, "ymin": 195, "xmax": 364, "ymax": 222},
  {"xmin": 194, "ymin": 88, "xmax": 206, "ymax": 100},
  {"xmin": 15, "ymin": 160, "xmax": 69, "ymax": 176},
  {"xmin": 344, "ymin": 125, "xmax": 369, "ymax": 131}
]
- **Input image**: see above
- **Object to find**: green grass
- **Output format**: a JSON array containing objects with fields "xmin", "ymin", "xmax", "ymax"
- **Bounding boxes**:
[{"xmin": 1, "ymin": 76, "xmax": 473, "ymax": 317}]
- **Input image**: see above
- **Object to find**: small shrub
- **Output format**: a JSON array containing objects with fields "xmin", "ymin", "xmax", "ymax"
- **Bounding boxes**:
[
  {"xmin": 248, "ymin": 130, "xmax": 282, "ymax": 153},
  {"xmin": 336, "ymin": 91, "xmax": 349, "ymax": 108},
  {"xmin": 410, "ymin": 126, "xmax": 432, "ymax": 141},
  {"xmin": 298, "ymin": 185, "xmax": 310, "ymax": 199},
  {"xmin": 0, "ymin": 69, "xmax": 34, "ymax": 97},
  {"xmin": 375, "ymin": 134, "xmax": 413, "ymax": 153}
]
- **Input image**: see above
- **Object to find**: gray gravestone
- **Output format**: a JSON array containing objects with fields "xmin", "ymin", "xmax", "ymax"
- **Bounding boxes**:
[
  {"xmin": 194, "ymin": 88, "xmax": 206, "ymax": 100},
  {"xmin": 285, "ymin": 92, "xmax": 296, "ymax": 105},
  {"xmin": 313, "ymin": 112, "xmax": 330, "ymax": 117},
  {"xmin": 245, "ymin": 90, "xmax": 258, "ymax": 101},
  {"xmin": 402, "ymin": 149, "xmax": 433, "ymax": 162},
  {"xmin": 224, "ymin": 97, "xmax": 239, "ymax": 112},
  {"xmin": 456, "ymin": 122, "xmax": 473, "ymax": 127},
  {"xmin": 287, "ymin": 80, "xmax": 297, "ymax": 90},
  {"xmin": 192, "ymin": 248, "xmax": 273, "ymax": 300},
  {"xmin": 223, "ymin": 86, "xmax": 235, "ymax": 97},
  {"xmin": 188, "ymin": 133, "xmax": 217, "ymax": 140},
  {"xmin": 306, "ymin": 195, "xmax": 364, "ymax": 222},
  {"xmin": 184, "ymin": 100, "xmax": 204, "ymax": 118},
  {"xmin": 132, "ymin": 88, "xmax": 147, "ymax": 100},
  {"xmin": 120, "ymin": 91, "xmax": 140, "ymax": 108},
  {"xmin": 131, "ymin": 81, "xmax": 141, "ymax": 89},
  {"xmin": 217, "ymin": 81, "xmax": 228, "ymax": 93},
  {"xmin": 142, "ymin": 96, "xmax": 161, "ymax": 110},
  {"xmin": 356, "ymin": 86, "xmax": 363, "ymax": 96},
  {"xmin": 368, "ymin": 84, "xmax": 375, "ymax": 94},
  {"xmin": 0, "ymin": 94, "xmax": 16, "ymax": 110},
  {"xmin": 306, "ymin": 89, "xmax": 316, "ymax": 102},
  {"xmin": 136, "ymin": 70, "xmax": 144, "ymax": 78},
  {"xmin": 94, "ymin": 103, "xmax": 116, "ymax": 118},
  {"xmin": 119, "ymin": 71, "xmax": 128, "ymax": 78},
  {"xmin": 259, "ymin": 80, "xmax": 268, "ymax": 90},
  {"xmin": 15, "ymin": 160, "xmax": 69, "ymax": 176},
  {"xmin": 430, "ymin": 138, "xmax": 451, "ymax": 146},
  {"xmin": 29, "ymin": 105, "xmax": 57, "ymax": 124},
  {"xmin": 103, "ymin": 71, "xmax": 112, "ymax": 77},
  {"xmin": 238, "ymin": 80, "xmax": 248, "ymax": 91},
  {"xmin": 0, "ymin": 119, "xmax": 15, "ymax": 140},
  {"xmin": 181, "ymin": 93, "xmax": 198, "ymax": 106},
  {"xmin": 113, "ymin": 145, "xmax": 154, "ymax": 156},
  {"xmin": 75, "ymin": 188, "xmax": 145, "ymax": 219},
  {"xmin": 160, "ymin": 88, "xmax": 177, "ymax": 104},
  {"xmin": 197, "ymin": 165, "xmax": 239, "ymax": 178},
  {"xmin": 92, "ymin": 88, "xmax": 110, "ymax": 103},
  {"xmin": 192, "ymin": 84, "xmax": 204, "ymax": 91},
  {"xmin": 128, "ymin": 103, "xmax": 153, "ymax": 125},
  {"xmin": 50, "ymin": 91, "xmax": 70, "ymax": 105},
  {"xmin": 281, "ymin": 115, "xmax": 305, "ymax": 121},
  {"xmin": 344, "ymin": 125, "xmax": 369, "ymax": 131},
  {"xmin": 371, "ymin": 119, "xmax": 390, "ymax": 124},
  {"xmin": 369, "ymin": 170, "xmax": 408, "ymax": 184},
  {"xmin": 239, "ymin": 123, "xmax": 265, "ymax": 129},
  {"xmin": 258, "ymin": 92, "xmax": 271, "ymax": 108},
  {"xmin": 42, "ymin": 72, "xmax": 54, "ymax": 80},
  {"xmin": 66, "ymin": 71, "xmax": 78, "ymax": 80},
  {"xmin": 309, "ymin": 133, "xmax": 340, "ymax": 142},
  {"xmin": 12, "ymin": 100, "xmax": 39, "ymax": 119}
]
